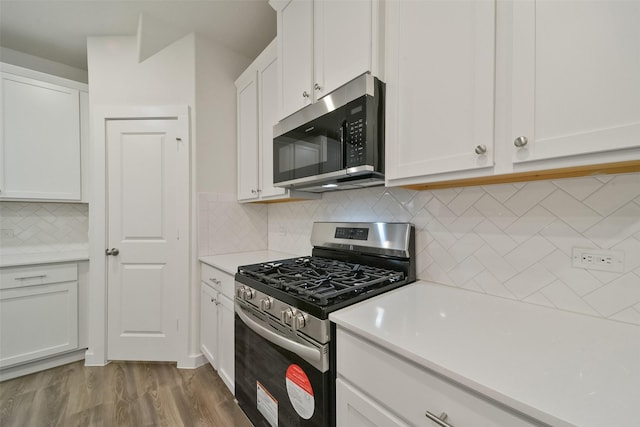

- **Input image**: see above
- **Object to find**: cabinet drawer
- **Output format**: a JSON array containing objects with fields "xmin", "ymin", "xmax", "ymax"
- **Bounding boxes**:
[
  {"xmin": 337, "ymin": 330, "xmax": 539, "ymax": 427},
  {"xmin": 0, "ymin": 263, "xmax": 78, "ymax": 290},
  {"xmin": 200, "ymin": 262, "xmax": 234, "ymax": 298}
]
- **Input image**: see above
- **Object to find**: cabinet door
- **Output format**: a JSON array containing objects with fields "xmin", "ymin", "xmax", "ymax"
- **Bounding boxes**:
[
  {"xmin": 0, "ymin": 73, "xmax": 81, "ymax": 200},
  {"xmin": 200, "ymin": 283, "xmax": 219, "ymax": 368},
  {"xmin": 236, "ymin": 70, "xmax": 260, "ymax": 201},
  {"xmin": 217, "ymin": 294, "xmax": 235, "ymax": 394},
  {"xmin": 385, "ymin": 0, "xmax": 495, "ymax": 182},
  {"xmin": 0, "ymin": 282, "xmax": 78, "ymax": 367},
  {"xmin": 258, "ymin": 47, "xmax": 287, "ymax": 199},
  {"xmin": 511, "ymin": 0, "xmax": 640, "ymax": 163},
  {"xmin": 336, "ymin": 379, "xmax": 409, "ymax": 427},
  {"xmin": 279, "ymin": 0, "xmax": 314, "ymax": 119},
  {"xmin": 314, "ymin": 0, "xmax": 376, "ymax": 99}
]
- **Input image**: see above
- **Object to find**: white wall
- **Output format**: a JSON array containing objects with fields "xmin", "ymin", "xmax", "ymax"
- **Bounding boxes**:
[
  {"xmin": 0, "ymin": 47, "xmax": 88, "ymax": 83},
  {"xmin": 87, "ymin": 34, "xmax": 196, "ymax": 108},
  {"xmin": 195, "ymin": 35, "xmax": 251, "ymax": 195},
  {"xmin": 268, "ymin": 173, "xmax": 640, "ymax": 326}
]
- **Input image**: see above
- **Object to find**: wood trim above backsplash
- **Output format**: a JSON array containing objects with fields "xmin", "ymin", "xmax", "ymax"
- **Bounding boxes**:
[{"xmin": 400, "ymin": 160, "xmax": 640, "ymax": 191}]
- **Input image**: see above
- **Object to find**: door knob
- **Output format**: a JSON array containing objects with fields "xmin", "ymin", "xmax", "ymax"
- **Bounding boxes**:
[
  {"xmin": 474, "ymin": 144, "xmax": 487, "ymax": 155},
  {"xmin": 106, "ymin": 248, "xmax": 120, "ymax": 256}
]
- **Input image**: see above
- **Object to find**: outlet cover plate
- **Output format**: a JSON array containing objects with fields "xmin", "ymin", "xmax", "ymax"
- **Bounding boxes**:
[{"xmin": 572, "ymin": 248, "xmax": 624, "ymax": 273}]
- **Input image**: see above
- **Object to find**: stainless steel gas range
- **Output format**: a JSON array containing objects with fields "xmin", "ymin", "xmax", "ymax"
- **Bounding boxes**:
[{"xmin": 234, "ymin": 222, "xmax": 416, "ymax": 427}]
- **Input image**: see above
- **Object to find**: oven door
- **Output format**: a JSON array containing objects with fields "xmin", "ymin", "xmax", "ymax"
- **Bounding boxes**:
[{"xmin": 235, "ymin": 301, "xmax": 331, "ymax": 427}]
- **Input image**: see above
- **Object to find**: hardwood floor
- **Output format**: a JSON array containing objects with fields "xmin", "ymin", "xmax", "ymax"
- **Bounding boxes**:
[{"xmin": 0, "ymin": 361, "xmax": 253, "ymax": 427}]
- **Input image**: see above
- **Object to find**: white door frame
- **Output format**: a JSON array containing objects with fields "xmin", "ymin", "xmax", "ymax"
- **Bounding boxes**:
[{"xmin": 87, "ymin": 105, "xmax": 195, "ymax": 367}]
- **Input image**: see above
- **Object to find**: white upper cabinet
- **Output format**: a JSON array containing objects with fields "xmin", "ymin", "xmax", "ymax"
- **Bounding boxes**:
[
  {"xmin": 273, "ymin": 0, "xmax": 383, "ymax": 120},
  {"xmin": 0, "ymin": 64, "xmax": 88, "ymax": 201},
  {"xmin": 236, "ymin": 63, "xmax": 261, "ymax": 201},
  {"xmin": 510, "ymin": 0, "xmax": 640, "ymax": 164},
  {"xmin": 385, "ymin": 0, "xmax": 496, "ymax": 184},
  {"xmin": 385, "ymin": 0, "xmax": 640, "ymax": 187},
  {"xmin": 236, "ymin": 40, "xmax": 319, "ymax": 203}
]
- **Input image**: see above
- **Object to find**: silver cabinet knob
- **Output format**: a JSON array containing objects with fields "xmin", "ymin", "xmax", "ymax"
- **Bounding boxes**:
[
  {"xmin": 314, "ymin": 83, "xmax": 322, "ymax": 91},
  {"xmin": 302, "ymin": 91, "xmax": 310, "ymax": 98},
  {"xmin": 105, "ymin": 248, "xmax": 119, "ymax": 256},
  {"xmin": 474, "ymin": 144, "xmax": 487, "ymax": 155},
  {"xmin": 514, "ymin": 136, "xmax": 528, "ymax": 147}
]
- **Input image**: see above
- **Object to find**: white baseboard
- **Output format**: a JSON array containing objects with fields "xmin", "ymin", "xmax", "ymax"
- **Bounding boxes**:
[
  {"xmin": 0, "ymin": 349, "xmax": 86, "ymax": 381},
  {"xmin": 177, "ymin": 353, "xmax": 208, "ymax": 369},
  {"xmin": 83, "ymin": 349, "xmax": 109, "ymax": 366}
]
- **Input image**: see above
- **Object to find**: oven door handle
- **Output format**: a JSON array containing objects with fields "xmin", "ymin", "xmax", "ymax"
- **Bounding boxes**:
[{"xmin": 236, "ymin": 302, "xmax": 323, "ymax": 366}]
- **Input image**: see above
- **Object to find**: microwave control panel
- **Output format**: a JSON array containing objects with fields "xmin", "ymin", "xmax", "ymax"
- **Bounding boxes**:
[{"xmin": 346, "ymin": 104, "xmax": 367, "ymax": 167}]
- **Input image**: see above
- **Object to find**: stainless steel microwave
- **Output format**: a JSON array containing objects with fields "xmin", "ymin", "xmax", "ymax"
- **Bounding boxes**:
[{"xmin": 273, "ymin": 73, "xmax": 385, "ymax": 192}]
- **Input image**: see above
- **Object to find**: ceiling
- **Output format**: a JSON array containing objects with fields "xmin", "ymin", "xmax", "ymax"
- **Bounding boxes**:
[{"xmin": 0, "ymin": 0, "xmax": 277, "ymax": 70}]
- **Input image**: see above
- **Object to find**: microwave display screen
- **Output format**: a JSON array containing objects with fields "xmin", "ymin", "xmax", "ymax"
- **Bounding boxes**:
[{"xmin": 350, "ymin": 105, "xmax": 363, "ymax": 115}]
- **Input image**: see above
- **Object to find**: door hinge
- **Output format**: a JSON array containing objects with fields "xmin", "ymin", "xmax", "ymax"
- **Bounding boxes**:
[
  {"xmin": 177, "ymin": 228, "xmax": 180, "ymax": 240},
  {"xmin": 176, "ymin": 319, "xmax": 179, "ymax": 331}
]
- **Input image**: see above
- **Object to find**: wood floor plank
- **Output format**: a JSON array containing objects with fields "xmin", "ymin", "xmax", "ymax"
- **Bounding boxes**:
[{"xmin": 0, "ymin": 360, "xmax": 249, "ymax": 427}]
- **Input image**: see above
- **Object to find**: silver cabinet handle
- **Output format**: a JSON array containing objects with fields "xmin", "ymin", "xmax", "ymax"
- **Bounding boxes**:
[
  {"xmin": 314, "ymin": 83, "xmax": 322, "ymax": 91},
  {"xmin": 105, "ymin": 248, "xmax": 120, "ymax": 256},
  {"xmin": 514, "ymin": 136, "xmax": 528, "ymax": 147},
  {"xmin": 15, "ymin": 274, "xmax": 47, "ymax": 280},
  {"xmin": 209, "ymin": 278, "xmax": 221, "ymax": 285},
  {"xmin": 302, "ymin": 91, "xmax": 310, "ymax": 98},
  {"xmin": 425, "ymin": 411, "xmax": 454, "ymax": 427},
  {"xmin": 475, "ymin": 144, "xmax": 487, "ymax": 155}
]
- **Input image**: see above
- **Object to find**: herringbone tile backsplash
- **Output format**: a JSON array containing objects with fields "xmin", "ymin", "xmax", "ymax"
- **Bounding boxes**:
[
  {"xmin": 268, "ymin": 173, "xmax": 640, "ymax": 326},
  {"xmin": 198, "ymin": 193, "xmax": 268, "ymax": 255},
  {"xmin": 0, "ymin": 202, "xmax": 88, "ymax": 254}
]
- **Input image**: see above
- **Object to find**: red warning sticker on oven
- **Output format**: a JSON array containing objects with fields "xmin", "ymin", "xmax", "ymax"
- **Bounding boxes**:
[{"xmin": 285, "ymin": 364, "xmax": 314, "ymax": 419}]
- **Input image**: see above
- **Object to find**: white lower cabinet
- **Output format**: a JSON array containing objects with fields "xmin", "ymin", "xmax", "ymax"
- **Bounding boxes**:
[
  {"xmin": 200, "ymin": 283, "xmax": 220, "ymax": 368},
  {"xmin": 199, "ymin": 262, "xmax": 234, "ymax": 394},
  {"xmin": 336, "ymin": 379, "xmax": 407, "ymax": 427},
  {"xmin": 336, "ymin": 329, "xmax": 540, "ymax": 427},
  {"xmin": 0, "ymin": 263, "xmax": 80, "ymax": 369}
]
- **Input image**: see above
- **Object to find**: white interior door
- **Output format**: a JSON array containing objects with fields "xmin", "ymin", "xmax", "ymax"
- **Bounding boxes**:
[{"xmin": 106, "ymin": 118, "xmax": 188, "ymax": 361}]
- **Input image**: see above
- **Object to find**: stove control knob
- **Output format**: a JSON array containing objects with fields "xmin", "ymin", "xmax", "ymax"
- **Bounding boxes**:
[
  {"xmin": 292, "ymin": 312, "xmax": 307, "ymax": 331},
  {"xmin": 259, "ymin": 297, "xmax": 273, "ymax": 311},
  {"xmin": 281, "ymin": 308, "xmax": 294, "ymax": 325},
  {"xmin": 242, "ymin": 287, "xmax": 255, "ymax": 301}
]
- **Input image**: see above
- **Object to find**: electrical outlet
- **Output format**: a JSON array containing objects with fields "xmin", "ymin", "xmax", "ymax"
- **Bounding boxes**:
[
  {"xmin": 572, "ymin": 248, "xmax": 624, "ymax": 273},
  {"xmin": 1, "ymin": 229, "xmax": 15, "ymax": 239}
]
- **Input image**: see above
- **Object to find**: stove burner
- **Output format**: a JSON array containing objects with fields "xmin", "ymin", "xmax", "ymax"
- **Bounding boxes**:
[{"xmin": 240, "ymin": 256, "xmax": 405, "ymax": 306}]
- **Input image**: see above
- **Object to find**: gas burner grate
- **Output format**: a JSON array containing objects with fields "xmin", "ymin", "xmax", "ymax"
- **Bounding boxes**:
[{"xmin": 238, "ymin": 257, "xmax": 405, "ymax": 306}]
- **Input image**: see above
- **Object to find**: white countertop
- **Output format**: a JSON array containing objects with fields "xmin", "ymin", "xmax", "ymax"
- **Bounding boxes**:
[
  {"xmin": 330, "ymin": 281, "xmax": 640, "ymax": 427},
  {"xmin": 199, "ymin": 250, "xmax": 300, "ymax": 275},
  {"xmin": 0, "ymin": 251, "xmax": 90, "ymax": 268}
]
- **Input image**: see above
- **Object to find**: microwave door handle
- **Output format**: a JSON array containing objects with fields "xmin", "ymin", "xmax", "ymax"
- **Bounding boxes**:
[{"xmin": 236, "ymin": 302, "xmax": 322, "ymax": 365}]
